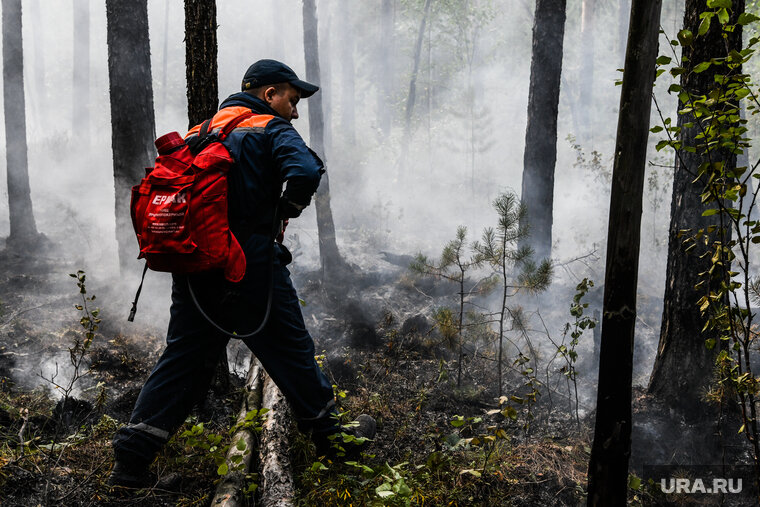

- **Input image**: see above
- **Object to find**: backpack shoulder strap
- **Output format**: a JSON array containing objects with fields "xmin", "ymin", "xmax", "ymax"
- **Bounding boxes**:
[
  {"xmin": 218, "ymin": 111, "xmax": 257, "ymax": 140},
  {"xmin": 198, "ymin": 118, "xmax": 212, "ymax": 138}
]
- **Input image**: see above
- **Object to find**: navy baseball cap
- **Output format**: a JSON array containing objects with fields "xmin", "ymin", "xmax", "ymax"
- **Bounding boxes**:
[{"xmin": 241, "ymin": 59, "xmax": 319, "ymax": 98}]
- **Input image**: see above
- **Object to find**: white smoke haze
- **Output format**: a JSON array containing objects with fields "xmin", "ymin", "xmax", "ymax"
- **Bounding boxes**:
[{"xmin": 0, "ymin": 0, "xmax": 696, "ymax": 400}]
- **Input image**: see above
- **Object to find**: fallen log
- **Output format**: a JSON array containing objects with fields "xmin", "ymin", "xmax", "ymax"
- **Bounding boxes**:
[
  {"xmin": 258, "ymin": 373, "xmax": 295, "ymax": 507},
  {"xmin": 211, "ymin": 358, "xmax": 263, "ymax": 507}
]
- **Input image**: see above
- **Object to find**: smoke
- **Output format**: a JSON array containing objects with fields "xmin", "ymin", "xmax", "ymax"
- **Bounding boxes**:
[{"xmin": 0, "ymin": 0, "xmax": 690, "ymax": 406}]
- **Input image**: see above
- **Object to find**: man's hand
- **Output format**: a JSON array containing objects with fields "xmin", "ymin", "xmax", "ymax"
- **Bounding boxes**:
[{"xmin": 278, "ymin": 196, "xmax": 307, "ymax": 219}]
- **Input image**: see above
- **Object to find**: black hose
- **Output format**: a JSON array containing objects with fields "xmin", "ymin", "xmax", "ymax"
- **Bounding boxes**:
[{"xmin": 187, "ymin": 211, "xmax": 282, "ymax": 339}]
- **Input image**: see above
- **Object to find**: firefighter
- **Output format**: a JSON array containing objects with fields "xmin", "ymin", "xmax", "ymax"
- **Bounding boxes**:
[{"xmin": 109, "ymin": 60, "xmax": 375, "ymax": 488}]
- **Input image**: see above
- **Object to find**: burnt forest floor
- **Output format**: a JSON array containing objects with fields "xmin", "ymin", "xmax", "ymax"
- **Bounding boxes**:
[{"xmin": 0, "ymin": 241, "xmax": 666, "ymax": 506}]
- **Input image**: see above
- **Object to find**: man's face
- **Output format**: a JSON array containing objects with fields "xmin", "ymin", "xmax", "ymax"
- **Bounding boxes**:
[{"xmin": 265, "ymin": 84, "xmax": 301, "ymax": 121}]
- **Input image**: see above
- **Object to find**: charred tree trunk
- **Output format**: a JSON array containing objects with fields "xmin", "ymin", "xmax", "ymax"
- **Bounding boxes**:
[
  {"xmin": 184, "ymin": 0, "xmax": 218, "ymax": 128},
  {"xmin": 258, "ymin": 373, "xmax": 295, "ymax": 506},
  {"xmin": 518, "ymin": 0, "xmax": 567, "ymax": 262},
  {"xmin": 302, "ymin": 0, "xmax": 349, "ymax": 283},
  {"xmin": 648, "ymin": 0, "xmax": 744, "ymax": 414},
  {"xmin": 3, "ymin": 0, "xmax": 41, "ymax": 248},
  {"xmin": 72, "ymin": 0, "xmax": 89, "ymax": 141},
  {"xmin": 339, "ymin": 0, "xmax": 355, "ymax": 146},
  {"xmin": 106, "ymin": 0, "xmax": 156, "ymax": 272},
  {"xmin": 378, "ymin": 0, "xmax": 393, "ymax": 138},
  {"xmin": 578, "ymin": 0, "xmax": 594, "ymax": 147},
  {"xmin": 184, "ymin": 0, "xmax": 229, "ymax": 392},
  {"xmin": 586, "ymin": 1, "xmax": 661, "ymax": 505}
]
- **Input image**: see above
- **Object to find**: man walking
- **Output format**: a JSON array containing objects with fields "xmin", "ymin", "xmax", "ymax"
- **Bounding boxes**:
[{"xmin": 109, "ymin": 60, "xmax": 374, "ymax": 488}]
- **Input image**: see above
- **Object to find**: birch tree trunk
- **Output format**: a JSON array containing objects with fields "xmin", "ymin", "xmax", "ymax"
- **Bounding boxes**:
[
  {"xmin": 258, "ymin": 374, "xmax": 295, "ymax": 507},
  {"xmin": 212, "ymin": 360, "xmax": 263, "ymax": 507}
]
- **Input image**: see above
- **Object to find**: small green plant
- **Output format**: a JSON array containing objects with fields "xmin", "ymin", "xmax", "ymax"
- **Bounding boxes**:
[
  {"xmin": 411, "ymin": 226, "xmax": 491, "ymax": 387},
  {"xmin": 547, "ymin": 278, "xmax": 595, "ymax": 431},
  {"xmin": 175, "ymin": 407, "xmax": 268, "ymax": 480},
  {"xmin": 375, "ymin": 462, "xmax": 415, "ymax": 504},
  {"xmin": 651, "ymin": 0, "xmax": 760, "ymax": 488},
  {"xmin": 40, "ymin": 271, "xmax": 101, "ymax": 413},
  {"xmin": 37, "ymin": 269, "xmax": 101, "ymax": 497},
  {"xmin": 473, "ymin": 190, "xmax": 552, "ymax": 397}
]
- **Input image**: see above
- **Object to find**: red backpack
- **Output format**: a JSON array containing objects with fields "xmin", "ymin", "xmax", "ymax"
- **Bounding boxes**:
[{"xmin": 128, "ymin": 113, "xmax": 254, "ymax": 320}]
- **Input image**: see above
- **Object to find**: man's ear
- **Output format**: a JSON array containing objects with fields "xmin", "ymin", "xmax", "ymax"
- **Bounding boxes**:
[{"xmin": 264, "ymin": 86, "xmax": 278, "ymax": 103}]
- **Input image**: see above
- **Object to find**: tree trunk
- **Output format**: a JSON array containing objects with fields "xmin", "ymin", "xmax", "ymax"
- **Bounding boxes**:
[
  {"xmin": 106, "ymin": 0, "xmax": 156, "ymax": 273},
  {"xmin": 318, "ymin": 0, "xmax": 332, "ymax": 156},
  {"xmin": 403, "ymin": 0, "xmax": 432, "ymax": 139},
  {"xmin": 3, "ymin": 0, "xmax": 40, "ymax": 248},
  {"xmin": 72, "ymin": 0, "xmax": 89, "ymax": 141},
  {"xmin": 378, "ymin": 0, "xmax": 393, "ymax": 138},
  {"xmin": 258, "ymin": 373, "xmax": 295, "ymax": 507},
  {"xmin": 518, "ymin": 0, "xmax": 567, "ymax": 262},
  {"xmin": 184, "ymin": 0, "xmax": 218, "ymax": 129},
  {"xmin": 184, "ymin": 0, "xmax": 230, "ymax": 392},
  {"xmin": 586, "ymin": 1, "xmax": 661, "ymax": 505},
  {"xmin": 28, "ymin": 0, "xmax": 44, "ymax": 125},
  {"xmin": 339, "ymin": 0, "xmax": 355, "ymax": 146},
  {"xmin": 578, "ymin": 0, "xmax": 594, "ymax": 147},
  {"xmin": 302, "ymin": 0, "xmax": 349, "ymax": 283},
  {"xmin": 648, "ymin": 0, "xmax": 744, "ymax": 413},
  {"xmin": 212, "ymin": 359, "xmax": 263, "ymax": 507}
]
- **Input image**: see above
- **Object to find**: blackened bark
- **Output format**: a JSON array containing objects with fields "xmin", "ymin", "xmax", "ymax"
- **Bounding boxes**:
[
  {"xmin": 378, "ymin": 0, "xmax": 393, "ymax": 137},
  {"xmin": 184, "ymin": 0, "xmax": 230, "ymax": 393},
  {"xmin": 185, "ymin": 0, "xmax": 218, "ymax": 128},
  {"xmin": 302, "ymin": 0, "xmax": 349, "ymax": 282},
  {"xmin": 106, "ymin": 0, "xmax": 156, "ymax": 272},
  {"xmin": 519, "ymin": 0, "xmax": 566, "ymax": 262},
  {"xmin": 587, "ymin": 2, "xmax": 661, "ymax": 504},
  {"xmin": 72, "ymin": 0, "xmax": 89, "ymax": 140},
  {"xmin": 3, "ymin": 0, "xmax": 40, "ymax": 247},
  {"xmin": 648, "ymin": 0, "xmax": 744, "ymax": 413}
]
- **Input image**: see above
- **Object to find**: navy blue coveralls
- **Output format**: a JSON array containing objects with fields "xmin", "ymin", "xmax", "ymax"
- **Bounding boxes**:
[{"xmin": 112, "ymin": 93, "xmax": 337, "ymax": 467}]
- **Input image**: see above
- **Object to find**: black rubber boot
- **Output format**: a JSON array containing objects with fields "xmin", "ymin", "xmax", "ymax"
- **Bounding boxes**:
[
  {"xmin": 107, "ymin": 460, "xmax": 153, "ymax": 489},
  {"xmin": 318, "ymin": 414, "xmax": 377, "ymax": 460}
]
